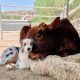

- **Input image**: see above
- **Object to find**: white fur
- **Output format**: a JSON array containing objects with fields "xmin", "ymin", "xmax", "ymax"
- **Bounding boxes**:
[
  {"xmin": 0, "ymin": 46, "xmax": 19, "ymax": 65},
  {"xmin": 16, "ymin": 39, "xmax": 33, "ymax": 69},
  {"xmin": 5, "ymin": 63, "xmax": 17, "ymax": 69},
  {"xmin": 30, "ymin": 54, "xmax": 80, "ymax": 80}
]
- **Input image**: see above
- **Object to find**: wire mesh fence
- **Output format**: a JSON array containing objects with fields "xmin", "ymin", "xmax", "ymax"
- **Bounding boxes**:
[
  {"xmin": 0, "ymin": 0, "xmax": 80, "ymax": 41},
  {"xmin": 0, "ymin": 3, "xmax": 65, "ymax": 40}
]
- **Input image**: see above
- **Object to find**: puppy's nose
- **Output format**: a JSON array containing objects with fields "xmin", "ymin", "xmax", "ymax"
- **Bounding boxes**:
[{"xmin": 27, "ymin": 48, "xmax": 31, "ymax": 51}]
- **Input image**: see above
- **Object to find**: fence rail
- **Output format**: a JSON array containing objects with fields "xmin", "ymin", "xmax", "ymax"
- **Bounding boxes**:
[{"xmin": 0, "ymin": 4, "xmax": 64, "ymax": 9}]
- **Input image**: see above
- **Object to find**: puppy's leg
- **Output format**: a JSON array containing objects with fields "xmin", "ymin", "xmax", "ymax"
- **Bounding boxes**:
[{"xmin": 5, "ymin": 63, "xmax": 17, "ymax": 69}]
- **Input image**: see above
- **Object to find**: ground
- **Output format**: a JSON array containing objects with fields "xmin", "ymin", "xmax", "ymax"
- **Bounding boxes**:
[{"xmin": 0, "ymin": 66, "xmax": 55, "ymax": 80}]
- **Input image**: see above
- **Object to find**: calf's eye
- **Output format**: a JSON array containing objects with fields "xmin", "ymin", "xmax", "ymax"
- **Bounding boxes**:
[{"xmin": 36, "ymin": 31, "xmax": 43, "ymax": 38}]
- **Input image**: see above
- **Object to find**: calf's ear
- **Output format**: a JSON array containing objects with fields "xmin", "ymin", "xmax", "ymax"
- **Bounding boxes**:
[
  {"xmin": 48, "ymin": 17, "xmax": 60, "ymax": 30},
  {"xmin": 20, "ymin": 25, "xmax": 31, "ymax": 42}
]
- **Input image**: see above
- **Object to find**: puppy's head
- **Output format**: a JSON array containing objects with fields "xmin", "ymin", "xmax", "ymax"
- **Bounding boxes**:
[
  {"xmin": 0, "ymin": 46, "xmax": 19, "ymax": 65},
  {"xmin": 21, "ymin": 38, "xmax": 35, "ymax": 53}
]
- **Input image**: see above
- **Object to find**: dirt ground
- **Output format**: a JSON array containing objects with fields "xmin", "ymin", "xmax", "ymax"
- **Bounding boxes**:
[{"xmin": 0, "ymin": 66, "xmax": 55, "ymax": 80}]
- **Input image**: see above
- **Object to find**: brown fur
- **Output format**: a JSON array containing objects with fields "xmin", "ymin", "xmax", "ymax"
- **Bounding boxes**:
[
  {"xmin": 20, "ymin": 17, "xmax": 80, "ymax": 59},
  {"xmin": 20, "ymin": 25, "xmax": 31, "ymax": 45},
  {"xmin": 5, "ymin": 53, "xmax": 18, "ymax": 65}
]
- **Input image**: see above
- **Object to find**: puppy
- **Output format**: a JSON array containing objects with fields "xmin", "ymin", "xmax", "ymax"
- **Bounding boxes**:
[
  {"xmin": 16, "ymin": 38, "xmax": 34, "ymax": 69},
  {"xmin": 0, "ymin": 46, "xmax": 19, "ymax": 69}
]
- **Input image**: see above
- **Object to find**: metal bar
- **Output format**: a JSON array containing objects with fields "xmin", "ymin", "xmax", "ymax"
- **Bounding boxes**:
[
  {"xmin": 0, "ymin": 4, "xmax": 3, "ymax": 40},
  {"xmin": 60, "ymin": 0, "xmax": 73, "ymax": 18},
  {"xmin": 66, "ymin": 0, "xmax": 69, "ymax": 18}
]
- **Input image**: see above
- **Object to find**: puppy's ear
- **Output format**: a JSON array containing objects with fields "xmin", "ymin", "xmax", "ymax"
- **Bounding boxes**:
[
  {"xmin": 48, "ymin": 17, "xmax": 60, "ymax": 30},
  {"xmin": 15, "ymin": 47, "xmax": 20, "ymax": 53}
]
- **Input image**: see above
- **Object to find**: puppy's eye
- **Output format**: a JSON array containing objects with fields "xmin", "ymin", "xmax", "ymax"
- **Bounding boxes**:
[
  {"xmin": 24, "ymin": 43, "xmax": 26, "ymax": 46},
  {"xmin": 9, "ymin": 48, "xmax": 12, "ymax": 51},
  {"xmin": 6, "ymin": 54, "xmax": 9, "ymax": 57},
  {"xmin": 10, "ymin": 52, "xmax": 13, "ymax": 55}
]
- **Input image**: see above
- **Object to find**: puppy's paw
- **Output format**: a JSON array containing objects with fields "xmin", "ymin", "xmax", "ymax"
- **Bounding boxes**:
[
  {"xmin": 5, "ymin": 64, "xmax": 13, "ymax": 69},
  {"xmin": 29, "ymin": 52, "xmax": 47, "ymax": 60},
  {"xmin": 5, "ymin": 63, "xmax": 17, "ymax": 70}
]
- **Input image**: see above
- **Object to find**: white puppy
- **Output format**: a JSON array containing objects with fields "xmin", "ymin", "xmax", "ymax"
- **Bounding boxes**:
[{"xmin": 16, "ymin": 38, "xmax": 34, "ymax": 69}]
